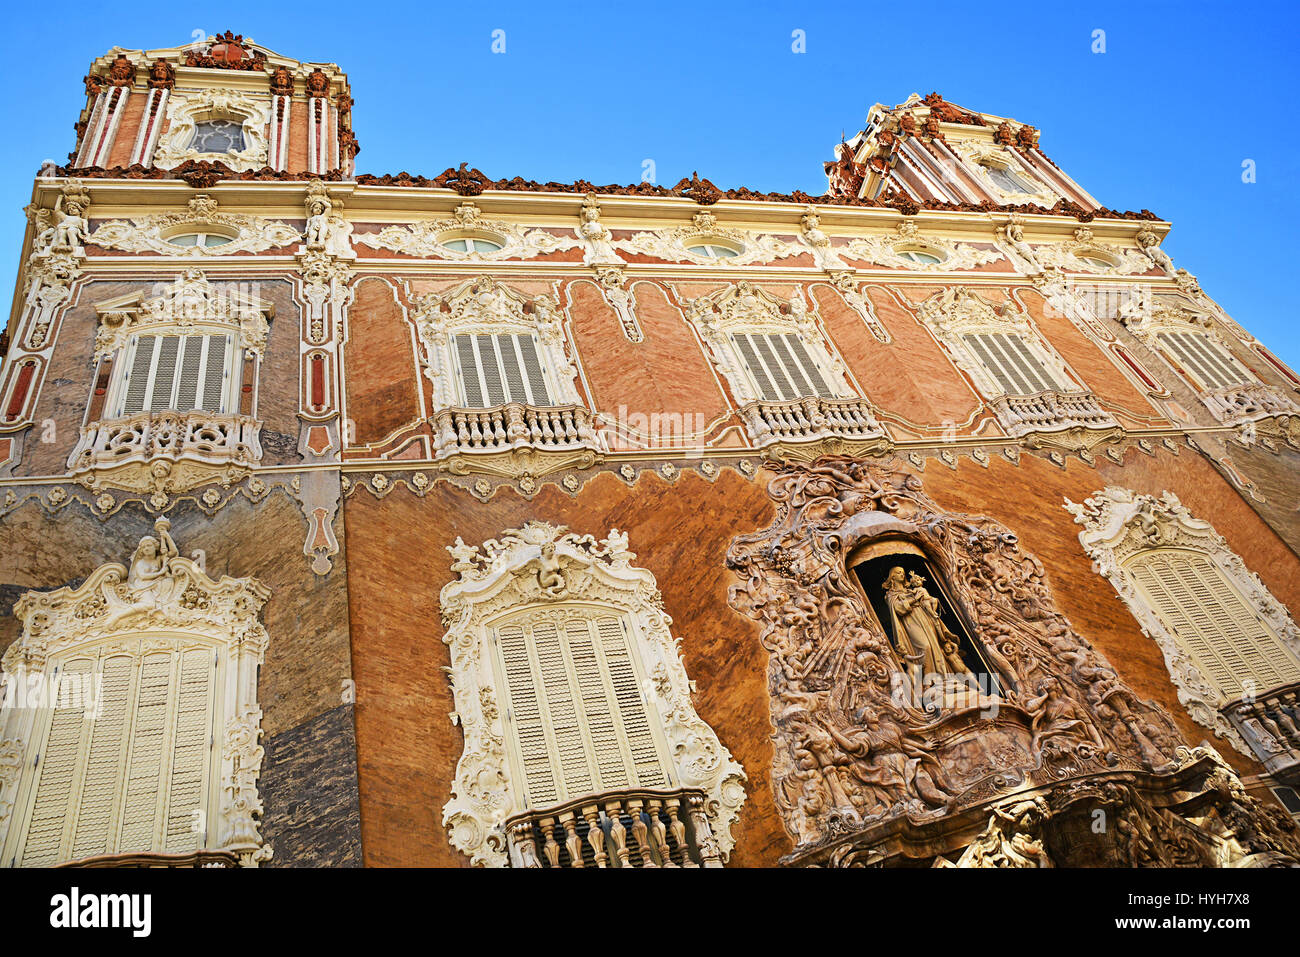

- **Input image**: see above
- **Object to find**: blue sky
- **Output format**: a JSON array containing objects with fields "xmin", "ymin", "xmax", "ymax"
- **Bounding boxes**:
[{"xmin": 3, "ymin": 1, "xmax": 1297, "ymax": 364}]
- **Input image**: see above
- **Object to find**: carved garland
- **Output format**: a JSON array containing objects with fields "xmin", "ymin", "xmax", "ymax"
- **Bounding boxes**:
[
  {"xmin": 153, "ymin": 89, "xmax": 272, "ymax": 172},
  {"xmin": 89, "ymin": 195, "xmax": 300, "ymax": 257},
  {"xmin": 726, "ymin": 458, "xmax": 1188, "ymax": 853},
  {"xmin": 842, "ymin": 220, "xmax": 1004, "ymax": 272},
  {"xmin": 1032, "ymin": 227, "xmax": 1152, "ymax": 276},
  {"xmin": 439, "ymin": 522, "xmax": 747, "ymax": 866},
  {"xmin": 354, "ymin": 202, "xmax": 581, "ymax": 261},
  {"xmin": 616, "ymin": 209, "xmax": 805, "ymax": 266},
  {"xmin": 1065, "ymin": 486, "xmax": 1300, "ymax": 756},
  {"xmin": 0, "ymin": 520, "xmax": 272, "ymax": 865}
]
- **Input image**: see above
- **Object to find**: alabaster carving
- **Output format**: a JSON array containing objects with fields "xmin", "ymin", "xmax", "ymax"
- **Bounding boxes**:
[
  {"xmin": 727, "ymin": 459, "xmax": 1188, "ymax": 852},
  {"xmin": 0, "ymin": 519, "xmax": 272, "ymax": 866},
  {"xmin": 153, "ymin": 89, "xmax": 272, "ymax": 172},
  {"xmin": 684, "ymin": 281, "xmax": 852, "ymax": 404},
  {"xmin": 1065, "ymin": 486, "xmax": 1300, "ymax": 757},
  {"xmin": 32, "ymin": 180, "xmax": 90, "ymax": 257},
  {"xmin": 595, "ymin": 266, "xmax": 642, "ymax": 342},
  {"xmin": 354, "ymin": 202, "xmax": 581, "ymax": 261},
  {"xmin": 947, "ymin": 138, "xmax": 1059, "ymax": 207},
  {"xmin": 89, "ymin": 194, "xmax": 301, "ymax": 257},
  {"xmin": 842, "ymin": 220, "xmax": 1003, "ymax": 272},
  {"xmin": 298, "ymin": 179, "xmax": 354, "ymax": 345},
  {"xmin": 996, "ymin": 220, "xmax": 1040, "ymax": 273},
  {"xmin": 578, "ymin": 193, "xmax": 623, "ymax": 266},
  {"xmin": 1032, "ymin": 227, "xmax": 1152, "ymax": 276},
  {"xmin": 92, "ymin": 269, "xmax": 272, "ymax": 359},
  {"xmin": 439, "ymin": 522, "xmax": 747, "ymax": 866},
  {"xmin": 616, "ymin": 209, "xmax": 804, "ymax": 266},
  {"xmin": 1135, "ymin": 229, "xmax": 1176, "ymax": 276},
  {"xmin": 828, "ymin": 273, "xmax": 890, "ymax": 343},
  {"xmin": 301, "ymin": 179, "xmax": 354, "ymax": 258}
]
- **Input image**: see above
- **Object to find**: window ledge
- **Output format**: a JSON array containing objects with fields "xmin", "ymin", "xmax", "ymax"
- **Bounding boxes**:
[
  {"xmin": 431, "ymin": 402, "xmax": 603, "ymax": 477},
  {"xmin": 740, "ymin": 396, "xmax": 892, "ymax": 461},
  {"xmin": 68, "ymin": 409, "xmax": 263, "ymax": 493}
]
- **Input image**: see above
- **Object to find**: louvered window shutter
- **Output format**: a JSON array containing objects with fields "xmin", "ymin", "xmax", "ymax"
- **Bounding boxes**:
[
  {"xmin": 120, "ymin": 333, "xmax": 232, "ymax": 415},
  {"xmin": 452, "ymin": 333, "xmax": 554, "ymax": 407},
  {"xmin": 732, "ymin": 332, "xmax": 833, "ymax": 401},
  {"xmin": 16, "ymin": 644, "xmax": 219, "ymax": 865},
  {"xmin": 493, "ymin": 612, "xmax": 671, "ymax": 810},
  {"xmin": 965, "ymin": 332, "xmax": 1059, "ymax": 395},
  {"xmin": 1158, "ymin": 332, "xmax": 1248, "ymax": 391},
  {"xmin": 1127, "ymin": 550, "xmax": 1300, "ymax": 700}
]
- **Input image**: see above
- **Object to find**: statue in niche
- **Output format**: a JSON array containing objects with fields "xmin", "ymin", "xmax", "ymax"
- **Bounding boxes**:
[
  {"xmin": 882, "ymin": 565, "xmax": 975, "ymax": 697},
  {"xmin": 124, "ymin": 518, "xmax": 182, "ymax": 609}
]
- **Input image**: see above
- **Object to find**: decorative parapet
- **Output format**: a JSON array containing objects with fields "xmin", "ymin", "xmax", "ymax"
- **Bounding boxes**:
[
  {"xmin": 1223, "ymin": 683, "xmax": 1300, "ymax": 787},
  {"xmin": 505, "ymin": 786, "xmax": 723, "ymax": 868},
  {"xmin": 68, "ymin": 409, "xmax": 262, "ymax": 493},
  {"xmin": 988, "ymin": 389, "xmax": 1122, "ymax": 450},
  {"xmin": 1202, "ymin": 381, "xmax": 1300, "ymax": 433},
  {"xmin": 739, "ymin": 396, "xmax": 892, "ymax": 460},
  {"xmin": 431, "ymin": 402, "xmax": 602, "ymax": 477}
]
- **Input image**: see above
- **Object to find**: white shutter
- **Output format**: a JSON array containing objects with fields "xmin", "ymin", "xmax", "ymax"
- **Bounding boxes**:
[
  {"xmin": 732, "ymin": 332, "xmax": 833, "ymax": 401},
  {"xmin": 494, "ymin": 611, "xmax": 673, "ymax": 810},
  {"xmin": 118, "ymin": 333, "xmax": 234, "ymax": 415},
  {"xmin": 1159, "ymin": 332, "xmax": 1249, "ymax": 391},
  {"xmin": 1127, "ymin": 550, "xmax": 1300, "ymax": 700},
  {"xmin": 965, "ymin": 332, "xmax": 1059, "ymax": 395},
  {"xmin": 453, "ymin": 333, "xmax": 554, "ymax": 407},
  {"xmin": 15, "ymin": 643, "xmax": 220, "ymax": 865}
]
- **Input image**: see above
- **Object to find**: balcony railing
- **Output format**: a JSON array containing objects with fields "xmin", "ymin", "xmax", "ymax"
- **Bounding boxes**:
[
  {"xmin": 505, "ymin": 787, "xmax": 723, "ymax": 868},
  {"xmin": 1224, "ymin": 682, "xmax": 1300, "ymax": 786},
  {"xmin": 740, "ymin": 396, "xmax": 889, "ymax": 450},
  {"xmin": 433, "ymin": 402, "xmax": 599, "ymax": 458},
  {"xmin": 988, "ymin": 390, "xmax": 1119, "ymax": 440},
  {"xmin": 68, "ymin": 409, "xmax": 262, "ymax": 491},
  {"xmin": 1202, "ymin": 383, "xmax": 1299, "ymax": 427}
]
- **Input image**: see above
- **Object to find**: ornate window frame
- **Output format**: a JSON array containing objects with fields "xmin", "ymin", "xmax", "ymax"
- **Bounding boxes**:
[
  {"xmin": 354, "ymin": 202, "xmax": 581, "ymax": 261},
  {"xmin": 69, "ymin": 270, "xmax": 270, "ymax": 493},
  {"xmin": 439, "ymin": 522, "xmax": 746, "ymax": 867},
  {"xmin": 1031, "ymin": 227, "xmax": 1152, "ymax": 276},
  {"xmin": 947, "ymin": 139, "xmax": 1059, "ymax": 206},
  {"xmin": 0, "ymin": 520, "xmax": 271, "ymax": 867},
  {"xmin": 842, "ymin": 220, "xmax": 1002, "ymax": 272},
  {"xmin": 89, "ymin": 195, "xmax": 300, "ymax": 257},
  {"xmin": 1066, "ymin": 486, "xmax": 1300, "ymax": 760},
  {"xmin": 153, "ymin": 89, "xmax": 271, "ymax": 172},
  {"xmin": 616, "ymin": 210, "xmax": 804, "ymax": 267}
]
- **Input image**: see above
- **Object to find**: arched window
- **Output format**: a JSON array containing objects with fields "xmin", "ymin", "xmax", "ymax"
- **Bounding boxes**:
[
  {"xmin": 1068, "ymin": 487, "xmax": 1300, "ymax": 765},
  {"xmin": 439, "ymin": 523, "xmax": 745, "ymax": 867},
  {"xmin": 0, "ymin": 521, "xmax": 271, "ymax": 867}
]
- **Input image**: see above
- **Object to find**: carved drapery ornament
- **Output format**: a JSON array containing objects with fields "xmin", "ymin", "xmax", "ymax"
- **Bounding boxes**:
[
  {"xmin": 1031, "ymin": 227, "xmax": 1152, "ymax": 276},
  {"xmin": 354, "ymin": 202, "xmax": 581, "ymax": 261},
  {"xmin": 616, "ymin": 209, "xmax": 805, "ymax": 267},
  {"xmin": 89, "ymin": 194, "xmax": 300, "ymax": 257},
  {"xmin": 0, "ymin": 520, "xmax": 272, "ymax": 866},
  {"xmin": 727, "ymin": 458, "xmax": 1191, "ymax": 860},
  {"xmin": 842, "ymin": 220, "xmax": 1004, "ymax": 272},
  {"xmin": 1065, "ymin": 486, "xmax": 1300, "ymax": 758},
  {"xmin": 438, "ymin": 522, "xmax": 746, "ymax": 866},
  {"xmin": 152, "ymin": 89, "xmax": 272, "ymax": 172}
]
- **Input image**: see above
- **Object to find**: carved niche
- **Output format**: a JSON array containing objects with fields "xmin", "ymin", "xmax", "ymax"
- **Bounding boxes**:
[
  {"xmin": 1065, "ymin": 486, "xmax": 1300, "ymax": 758},
  {"xmin": 0, "ymin": 519, "xmax": 272, "ymax": 866},
  {"xmin": 89, "ymin": 194, "xmax": 301, "ymax": 257},
  {"xmin": 726, "ymin": 458, "xmax": 1193, "ymax": 861},
  {"xmin": 438, "ymin": 522, "xmax": 747, "ymax": 866},
  {"xmin": 153, "ymin": 89, "xmax": 272, "ymax": 172}
]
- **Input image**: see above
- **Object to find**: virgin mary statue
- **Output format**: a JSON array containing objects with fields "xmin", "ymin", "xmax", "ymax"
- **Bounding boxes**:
[{"xmin": 882, "ymin": 566, "xmax": 973, "ymax": 692}]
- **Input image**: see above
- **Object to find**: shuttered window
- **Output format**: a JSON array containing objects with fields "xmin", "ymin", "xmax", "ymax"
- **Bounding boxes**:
[
  {"xmin": 118, "ymin": 333, "xmax": 233, "ymax": 416},
  {"xmin": 1157, "ymin": 332, "xmax": 1251, "ymax": 391},
  {"xmin": 963, "ymin": 332, "xmax": 1061, "ymax": 395},
  {"xmin": 493, "ymin": 612, "xmax": 672, "ymax": 811},
  {"xmin": 451, "ymin": 333, "xmax": 552, "ymax": 408},
  {"xmin": 14, "ymin": 644, "xmax": 219, "ymax": 866},
  {"xmin": 1126, "ymin": 549, "xmax": 1300, "ymax": 701},
  {"xmin": 731, "ymin": 332, "xmax": 834, "ymax": 402}
]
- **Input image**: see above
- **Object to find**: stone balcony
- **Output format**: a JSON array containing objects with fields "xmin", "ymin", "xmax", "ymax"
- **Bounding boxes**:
[
  {"xmin": 1201, "ymin": 383, "xmax": 1300, "ymax": 450},
  {"xmin": 1223, "ymin": 682, "xmax": 1300, "ymax": 788},
  {"xmin": 505, "ymin": 786, "xmax": 723, "ymax": 868},
  {"xmin": 988, "ymin": 390, "xmax": 1122, "ymax": 451},
  {"xmin": 431, "ymin": 402, "xmax": 603, "ymax": 477},
  {"xmin": 739, "ymin": 396, "xmax": 892, "ymax": 462},
  {"xmin": 68, "ymin": 409, "xmax": 262, "ymax": 494}
]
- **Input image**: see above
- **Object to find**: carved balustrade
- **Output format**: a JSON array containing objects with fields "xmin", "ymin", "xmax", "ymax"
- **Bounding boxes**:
[
  {"xmin": 1224, "ymin": 682, "xmax": 1300, "ymax": 786},
  {"xmin": 1202, "ymin": 382, "xmax": 1299, "ymax": 427},
  {"xmin": 433, "ymin": 402, "xmax": 599, "ymax": 458},
  {"xmin": 988, "ymin": 390, "xmax": 1119, "ymax": 440},
  {"xmin": 505, "ymin": 787, "xmax": 723, "ymax": 868},
  {"xmin": 68, "ymin": 409, "xmax": 262, "ymax": 491},
  {"xmin": 740, "ymin": 396, "xmax": 889, "ymax": 451}
]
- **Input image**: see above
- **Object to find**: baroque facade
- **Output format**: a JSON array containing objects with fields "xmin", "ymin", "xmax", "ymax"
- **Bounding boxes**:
[{"xmin": 0, "ymin": 37, "xmax": 1298, "ymax": 867}]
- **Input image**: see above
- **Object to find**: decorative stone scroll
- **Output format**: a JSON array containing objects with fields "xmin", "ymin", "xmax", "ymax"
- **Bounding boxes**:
[
  {"xmin": 88, "ymin": 194, "xmax": 300, "ymax": 256},
  {"xmin": 616, "ymin": 209, "xmax": 804, "ymax": 266},
  {"xmin": 1031, "ymin": 226, "xmax": 1152, "ymax": 276},
  {"xmin": 1065, "ymin": 486, "xmax": 1300, "ymax": 757},
  {"xmin": 0, "ymin": 519, "xmax": 272, "ymax": 866},
  {"xmin": 727, "ymin": 458, "xmax": 1188, "ymax": 855},
  {"xmin": 439, "ymin": 522, "xmax": 747, "ymax": 866},
  {"xmin": 842, "ymin": 220, "xmax": 1003, "ymax": 271},
  {"xmin": 354, "ymin": 201, "xmax": 581, "ymax": 261}
]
